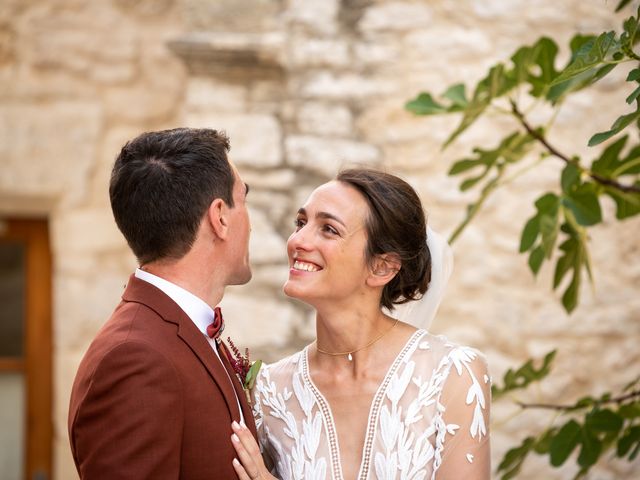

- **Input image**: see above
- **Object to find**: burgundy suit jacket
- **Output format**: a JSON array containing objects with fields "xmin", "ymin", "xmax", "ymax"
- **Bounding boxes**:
[{"xmin": 68, "ymin": 275, "xmax": 257, "ymax": 479}]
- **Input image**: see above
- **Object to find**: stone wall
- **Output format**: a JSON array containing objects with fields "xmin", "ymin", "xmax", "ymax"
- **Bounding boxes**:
[{"xmin": 1, "ymin": 0, "xmax": 638, "ymax": 478}]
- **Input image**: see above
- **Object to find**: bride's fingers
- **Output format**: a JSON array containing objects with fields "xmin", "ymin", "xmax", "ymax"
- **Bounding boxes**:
[
  {"xmin": 232, "ymin": 421, "xmax": 262, "ymax": 458},
  {"xmin": 232, "ymin": 457, "xmax": 253, "ymax": 480},
  {"xmin": 231, "ymin": 432, "xmax": 260, "ymax": 479}
]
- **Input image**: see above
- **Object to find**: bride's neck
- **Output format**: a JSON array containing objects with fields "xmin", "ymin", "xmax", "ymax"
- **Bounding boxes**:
[{"xmin": 313, "ymin": 304, "xmax": 396, "ymax": 363}]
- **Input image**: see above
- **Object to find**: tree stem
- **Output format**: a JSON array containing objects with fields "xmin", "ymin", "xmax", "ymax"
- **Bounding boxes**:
[
  {"xmin": 517, "ymin": 389, "xmax": 640, "ymax": 411},
  {"xmin": 510, "ymin": 101, "xmax": 640, "ymax": 194}
]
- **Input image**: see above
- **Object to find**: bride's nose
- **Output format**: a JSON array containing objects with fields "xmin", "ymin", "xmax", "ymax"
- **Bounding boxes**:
[{"xmin": 288, "ymin": 225, "xmax": 313, "ymax": 252}]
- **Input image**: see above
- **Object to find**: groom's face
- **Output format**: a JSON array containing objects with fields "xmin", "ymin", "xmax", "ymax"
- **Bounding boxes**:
[{"xmin": 225, "ymin": 164, "xmax": 252, "ymax": 285}]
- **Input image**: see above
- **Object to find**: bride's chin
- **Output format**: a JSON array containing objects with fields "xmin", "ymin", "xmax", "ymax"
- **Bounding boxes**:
[{"xmin": 283, "ymin": 281, "xmax": 305, "ymax": 299}]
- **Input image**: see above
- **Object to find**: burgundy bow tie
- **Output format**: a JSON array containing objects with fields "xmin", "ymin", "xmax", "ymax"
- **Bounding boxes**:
[{"xmin": 206, "ymin": 306, "xmax": 225, "ymax": 340}]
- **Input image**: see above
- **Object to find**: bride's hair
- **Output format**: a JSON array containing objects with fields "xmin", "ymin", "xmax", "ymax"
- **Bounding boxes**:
[{"xmin": 336, "ymin": 168, "xmax": 432, "ymax": 310}]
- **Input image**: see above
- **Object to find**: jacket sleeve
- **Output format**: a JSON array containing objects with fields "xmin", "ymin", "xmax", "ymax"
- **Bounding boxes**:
[{"xmin": 70, "ymin": 341, "xmax": 184, "ymax": 479}]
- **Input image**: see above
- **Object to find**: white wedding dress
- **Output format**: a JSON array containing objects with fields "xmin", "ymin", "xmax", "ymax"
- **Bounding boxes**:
[
  {"xmin": 252, "ymin": 330, "xmax": 490, "ymax": 480},
  {"xmin": 251, "ymin": 227, "xmax": 490, "ymax": 479}
]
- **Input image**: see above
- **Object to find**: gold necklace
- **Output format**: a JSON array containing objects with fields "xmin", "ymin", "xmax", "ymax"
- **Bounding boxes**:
[{"xmin": 315, "ymin": 318, "xmax": 400, "ymax": 361}]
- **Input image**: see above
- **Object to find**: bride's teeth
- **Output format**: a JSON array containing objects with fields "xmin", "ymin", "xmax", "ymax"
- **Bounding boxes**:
[{"xmin": 294, "ymin": 260, "xmax": 318, "ymax": 272}]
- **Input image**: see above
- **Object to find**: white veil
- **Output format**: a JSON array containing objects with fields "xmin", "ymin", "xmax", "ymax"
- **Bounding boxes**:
[{"xmin": 388, "ymin": 226, "xmax": 454, "ymax": 330}]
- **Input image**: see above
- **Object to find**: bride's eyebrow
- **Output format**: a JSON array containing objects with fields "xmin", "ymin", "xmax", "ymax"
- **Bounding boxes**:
[{"xmin": 296, "ymin": 208, "xmax": 346, "ymax": 227}]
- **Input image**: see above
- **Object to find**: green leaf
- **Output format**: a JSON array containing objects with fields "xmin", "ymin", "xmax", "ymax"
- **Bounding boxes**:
[
  {"xmin": 618, "ymin": 426, "xmax": 640, "ymax": 457},
  {"xmin": 528, "ymin": 245, "xmax": 545, "ymax": 275},
  {"xmin": 460, "ymin": 172, "xmax": 489, "ymax": 191},
  {"xmin": 243, "ymin": 360, "xmax": 263, "ymax": 390},
  {"xmin": 520, "ymin": 215, "xmax": 540, "ymax": 252},
  {"xmin": 444, "ymin": 64, "xmax": 516, "ymax": 146},
  {"xmin": 547, "ymin": 64, "xmax": 617, "ymax": 103},
  {"xmin": 585, "ymin": 409, "xmax": 624, "ymax": 433},
  {"xmin": 591, "ymin": 135, "xmax": 628, "ymax": 176},
  {"xmin": 550, "ymin": 420, "xmax": 582, "ymax": 466},
  {"xmin": 534, "ymin": 428, "xmax": 557, "ymax": 454},
  {"xmin": 589, "ymin": 108, "xmax": 640, "ymax": 146},
  {"xmin": 618, "ymin": 402, "xmax": 640, "ymax": 419},
  {"xmin": 508, "ymin": 37, "xmax": 560, "ymax": 97},
  {"xmin": 539, "ymin": 213, "xmax": 560, "ymax": 258},
  {"xmin": 562, "ymin": 184, "xmax": 602, "ymax": 226},
  {"xmin": 497, "ymin": 437, "xmax": 535, "ymax": 479},
  {"xmin": 562, "ymin": 268, "xmax": 581, "ymax": 313},
  {"xmin": 492, "ymin": 350, "xmax": 556, "ymax": 399},
  {"xmin": 626, "ymin": 84, "xmax": 640, "ymax": 104},
  {"xmin": 616, "ymin": 0, "xmax": 634, "ymax": 12},
  {"xmin": 627, "ymin": 68, "xmax": 640, "ymax": 81},
  {"xmin": 551, "ymin": 32, "xmax": 618, "ymax": 86},
  {"xmin": 571, "ymin": 396, "xmax": 597, "ymax": 410},
  {"xmin": 405, "ymin": 93, "xmax": 448, "ymax": 115},
  {"xmin": 561, "ymin": 163, "xmax": 581, "ymax": 193},
  {"xmin": 577, "ymin": 430, "xmax": 602, "ymax": 468},
  {"xmin": 535, "ymin": 192, "xmax": 561, "ymax": 214},
  {"xmin": 442, "ymin": 83, "xmax": 468, "ymax": 107},
  {"xmin": 553, "ymin": 236, "xmax": 577, "ymax": 289},
  {"xmin": 449, "ymin": 158, "xmax": 482, "ymax": 175},
  {"xmin": 604, "ymin": 185, "xmax": 640, "ymax": 220}
]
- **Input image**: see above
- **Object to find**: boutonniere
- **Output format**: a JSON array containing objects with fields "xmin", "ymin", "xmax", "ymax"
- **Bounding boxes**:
[{"xmin": 227, "ymin": 337, "xmax": 263, "ymax": 404}]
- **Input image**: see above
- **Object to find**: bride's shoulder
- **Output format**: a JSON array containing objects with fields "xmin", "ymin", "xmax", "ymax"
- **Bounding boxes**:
[{"xmin": 412, "ymin": 330, "xmax": 487, "ymax": 363}]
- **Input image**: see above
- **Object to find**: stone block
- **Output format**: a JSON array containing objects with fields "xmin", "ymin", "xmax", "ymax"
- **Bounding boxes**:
[
  {"xmin": 52, "ymin": 208, "xmax": 125, "ymax": 255},
  {"xmin": 241, "ymin": 169, "xmax": 296, "ymax": 190},
  {"xmin": 354, "ymin": 41, "xmax": 400, "ymax": 66},
  {"xmin": 359, "ymin": 2, "xmax": 433, "ymax": 33},
  {"xmin": 53, "ymin": 271, "xmax": 127, "ymax": 350},
  {"xmin": 248, "ymin": 206, "xmax": 288, "ymax": 265},
  {"xmin": 0, "ymin": 102, "xmax": 102, "ymax": 203},
  {"xmin": 104, "ymin": 53, "xmax": 185, "ymax": 122},
  {"xmin": 297, "ymin": 102, "xmax": 353, "ymax": 136},
  {"xmin": 185, "ymin": 77, "xmax": 248, "ymax": 112},
  {"xmin": 285, "ymin": 135, "xmax": 381, "ymax": 177},
  {"xmin": 289, "ymin": 38, "xmax": 350, "ymax": 67},
  {"xmin": 286, "ymin": 0, "xmax": 339, "ymax": 35},
  {"xmin": 300, "ymin": 71, "xmax": 396, "ymax": 100},
  {"xmin": 404, "ymin": 27, "xmax": 492, "ymax": 61},
  {"xmin": 250, "ymin": 263, "xmax": 290, "ymax": 291},
  {"xmin": 27, "ymin": 4, "xmax": 139, "ymax": 85},
  {"xmin": 186, "ymin": 112, "xmax": 283, "ymax": 167},
  {"xmin": 220, "ymin": 290, "xmax": 298, "ymax": 348}
]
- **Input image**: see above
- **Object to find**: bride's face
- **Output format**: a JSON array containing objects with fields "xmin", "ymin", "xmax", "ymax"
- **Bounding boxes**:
[{"xmin": 283, "ymin": 181, "xmax": 371, "ymax": 306}]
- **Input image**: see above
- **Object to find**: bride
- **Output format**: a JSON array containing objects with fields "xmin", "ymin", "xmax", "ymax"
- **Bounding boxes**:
[{"xmin": 231, "ymin": 168, "xmax": 490, "ymax": 479}]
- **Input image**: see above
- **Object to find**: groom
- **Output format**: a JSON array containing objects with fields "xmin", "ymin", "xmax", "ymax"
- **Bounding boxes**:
[{"xmin": 68, "ymin": 128, "xmax": 257, "ymax": 479}]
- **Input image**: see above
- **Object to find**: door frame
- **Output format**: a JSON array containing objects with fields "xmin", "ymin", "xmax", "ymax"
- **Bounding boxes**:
[{"xmin": 0, "ymin": 218, "xmax": 53, "ymax": 480}]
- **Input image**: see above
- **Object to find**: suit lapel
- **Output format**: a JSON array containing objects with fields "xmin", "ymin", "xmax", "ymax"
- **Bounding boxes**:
[{"xmin": 122, "ymin": 275, "xmax": 242, "ymax": 423}]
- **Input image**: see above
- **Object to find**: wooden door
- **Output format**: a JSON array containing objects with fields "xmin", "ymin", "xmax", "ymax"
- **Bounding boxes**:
[{"xmin": 0, "ymin": 219, "xmax": 52, "ymax": 480}]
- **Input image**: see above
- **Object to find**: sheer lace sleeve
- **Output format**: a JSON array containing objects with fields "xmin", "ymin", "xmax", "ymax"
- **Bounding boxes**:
[
  {"xmin": 252, "ymin": 365, "xmax": 276, "ymax": 472},
  {"xmin": 436, "ymin": 347, "xmax": 491, "ymax": 479}
]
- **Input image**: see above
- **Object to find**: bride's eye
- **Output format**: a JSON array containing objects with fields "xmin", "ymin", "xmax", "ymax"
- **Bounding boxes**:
[
  {"xmin": 322, "ymin": 224, "xmax": 339, "ymax": 236},
  {"xmin": 293, "ymin": 218, "xmax": 306, "ymax": 230}
]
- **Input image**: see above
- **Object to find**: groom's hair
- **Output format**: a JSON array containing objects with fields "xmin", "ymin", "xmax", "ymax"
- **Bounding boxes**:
[{"xmin": 109, "ymin": 127, "xmax": 234, "ymax": 265}]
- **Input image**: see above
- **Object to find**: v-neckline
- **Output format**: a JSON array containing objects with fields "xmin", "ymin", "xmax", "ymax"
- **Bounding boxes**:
[{"xmin": 300, "ymin": 329, "xmax": 425, "ymax": 480}]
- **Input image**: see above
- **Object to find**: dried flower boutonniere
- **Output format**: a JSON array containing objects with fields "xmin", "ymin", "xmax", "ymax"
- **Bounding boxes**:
[{"xmin": 227, "ymin": 337, "xmax": 262, "ymax": 404}]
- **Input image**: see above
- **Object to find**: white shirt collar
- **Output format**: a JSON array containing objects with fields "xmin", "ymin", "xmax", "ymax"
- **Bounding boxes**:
[{"xmin": 135, "ymin": 268, "xmax": 214, "ymax": 336}]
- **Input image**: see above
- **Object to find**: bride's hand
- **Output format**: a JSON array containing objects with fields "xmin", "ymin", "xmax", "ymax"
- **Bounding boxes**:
[{"xmin": 231, "ymin": 421, "xmax": 277, "ymax": 480}]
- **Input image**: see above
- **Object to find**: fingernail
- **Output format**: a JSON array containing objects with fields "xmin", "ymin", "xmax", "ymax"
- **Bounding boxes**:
[
  {"xmin": 233, "ymin": 458, "xmax": 240, "ymax": 466},
  {"xmin": 231, "ymin": 433, "xmax": 240, "ymax": 443},
  {"xmin": 240, "ymin": 420, "xmax": 247, "ymax": 429},
  {"xmin": 232, "ymin": 420, "xmax": 240, "ymax": 429}
]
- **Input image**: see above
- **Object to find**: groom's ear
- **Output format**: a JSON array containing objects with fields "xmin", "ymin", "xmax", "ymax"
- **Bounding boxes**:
[
  {"xmin": 207, "ymin": 198, "xmax": 230, "ymax": 240},
  {"xmin": 366, "ymin": 253, "xmax": 401, "ymax": 288}
]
